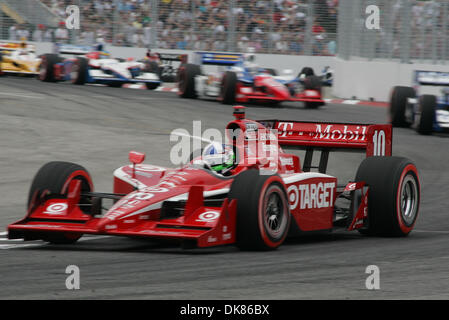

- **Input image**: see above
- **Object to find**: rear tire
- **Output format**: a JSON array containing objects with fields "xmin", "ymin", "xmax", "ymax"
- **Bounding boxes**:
[
  {"xmin": 390, "ymin": 86, "xmax": 416, "ymax": 127},
  {"xmin": 71, "ymin": 57, "xmax": 88, "ymax": 85},
  {"xmin": 303, "ymin": 75, "xmax": 323, "ymax": 109},
  {"xmin": 415, "ymin": 95, "xmax": 436, "ymax": 135},
  {"xmin": 355, "ymin": 157, "xmax": 420, "ymax": 237},
  {"xmin": 28, "ymin": 161, "xmax": 94, "ymax": 244},
  {"xmin": 299, "ymin": 67, "xmax": 315, "ymax": 77},
  {"xmin": 178, "ymin": 63, "xmax": 200, "ymax": 98},
  {"xmin": 228, "ymin": 170, "xmax": 291, "ymax": 250},
  {"xmin": 220, "ymin": 71, "xmax": 237, "ymax": 105}
]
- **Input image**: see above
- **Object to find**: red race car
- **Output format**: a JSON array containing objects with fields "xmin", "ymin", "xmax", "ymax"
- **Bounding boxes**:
[
  {"xmin": 8, "ymin": 107, "xmax": 420, "ymax": 250},
  {"xmin": 178, "ymin": 52, "xmax": 325, "ymax": 108}
]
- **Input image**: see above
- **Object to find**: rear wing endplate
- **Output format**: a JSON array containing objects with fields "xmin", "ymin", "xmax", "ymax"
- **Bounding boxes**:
[
  {"xmin": 194, "ymin": 52, "xmax": 243, "ymax": 66},
  {"xmin": 414, "ymin": 70, "xmax": 449, "ymax": 86}
]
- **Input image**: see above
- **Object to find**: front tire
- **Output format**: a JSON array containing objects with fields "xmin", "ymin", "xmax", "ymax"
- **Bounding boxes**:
[
  {"xmin": 178, "ymin": 63, "xmax": 200, "ymax": 98},
  {"xmin": 390, "ymin": 86, "xmax": 416, "ymax": 127},
  {"xmin": 145, "ymin": 82, "xmax": 160, "ymax": 90},
  {"xmin": 415, "ymin": 95, "xmax": 436, "ymax": 135},
  {"xmin": 228, "ymin": 170, "xmax": 291, "ymax": 250},
  {"xmin": 39, "ymin": 54, "xmax": 60, "ymax": 82},
  {"xmin": 356, "ymin": 157, "xmax": 420, "ymax": 237},
  {"xmin": 220, "ymin": 71, "xmax": 237, "ymax": 105},
  {"xmin": 28, "ymin": 161, "xmax": 94, "ymax": 244}
]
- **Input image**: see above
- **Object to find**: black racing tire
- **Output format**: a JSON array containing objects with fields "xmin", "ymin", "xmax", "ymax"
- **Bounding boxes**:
[
  {"xmin": 416, "ymin": 95, "xmax": 436, "ymax": 135},
  {"xmin": 27, "ymin": 161, "xmax": 94, "ymax": 244},
  {"xmin": 303, "ymin": 75, "xmax": 323, "ymax": 109},
  {"xmin": 390, "ymin": 86, "xmax": 416, "ymax": 127},
  {"xmin": 299, "ymin": 67, "xmax": 315, "ymax": 77},
  {"xmin": 355, "ymin": 157, "xmax": 420, "ymax": 237},
  {"xmin": 71, "ymin": 57, "xmax": 88, "ymax": 85},
  {"xmin": 304, "ymin": 101, "xmax": 322, "ymax": 109},
  {"xmin": 161, "ymin": 74, "xmax": 176, "ymax": 83},
  {"xmin": 0, "ymin": 52, "xmax": 3, "ymax": 75},
  {"xmin": 228, "ymin": 169, "xmax": 291, "ymax": 250},
  {"xmin": 178, "ymin": 63, "xmax": 200, "ymax": 98},
  {"xmin": 220, "ymin": 71, "xmax": 237, "ymax": 105},
  {"xmin": 39, "ymin": 53, "xmax": 60, "ymax": 82},
  {"xmin": 303, "ymin": 75, "xmax": 322, "ymax": 91},
  {"xmin": 145, "ymin": 82, "xmax": 160, "ymax": 90},
  {"xmin": 107, "ymin": 82, "xmax": 124, "ymax": 88},
  {"xmin": 264, "ymin": 68, "xmax": 278, "ymax": 76}
]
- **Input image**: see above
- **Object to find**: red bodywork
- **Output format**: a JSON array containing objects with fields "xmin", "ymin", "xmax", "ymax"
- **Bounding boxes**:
[
  {"xmin": 8, "ymin": 109, "xmax": 392, "ymax": 247},
  {"xmin": 233, "ymin": 74, "xmax": 325, "ymax": 105}
]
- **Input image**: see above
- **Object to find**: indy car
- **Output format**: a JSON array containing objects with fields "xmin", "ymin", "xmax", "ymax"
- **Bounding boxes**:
[
  {"xmin": 8, "ymin": 107, "xmax": 420, "ymax": 250},
  {"xmin": 0, "ymin": 42, "xmax": 41, "ymax": 76},
  {"xmin": 390, "ymin": 70, "xmax": 449, "ymax": 134},
  {"xmin": 38, "ymin": 44, "xmax": 161, "ymax": 89},
  {"xmin": 178, "ymin": 52, "xmax": 325, "ymax": 108}
]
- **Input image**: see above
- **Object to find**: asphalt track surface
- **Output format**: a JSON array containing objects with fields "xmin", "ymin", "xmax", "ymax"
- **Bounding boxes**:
[{"xmin": 0, "ymin": 77, "xmax": 448, "ymax": 300}]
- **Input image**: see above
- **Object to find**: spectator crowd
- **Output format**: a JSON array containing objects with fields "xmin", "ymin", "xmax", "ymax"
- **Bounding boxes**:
[{"xmin": 9, "ymin": 0, "xmax": 339, "ymax": 56}]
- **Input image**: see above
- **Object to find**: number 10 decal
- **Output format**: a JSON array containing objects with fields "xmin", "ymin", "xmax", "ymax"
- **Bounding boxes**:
[{"xmin": 373, "ymin": 130, "xmax": 386, "ymax": 156}]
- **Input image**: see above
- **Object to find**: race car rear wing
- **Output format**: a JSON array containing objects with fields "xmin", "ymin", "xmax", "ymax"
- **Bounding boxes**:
[
  {"xmin": 53, "ymin": 44, "xmax": 93, "ymax": 55},
  {"xmin": 194, "ymin": 52, "xmax": 243, "ymax": 66},
  {"xmin": 158, "ymin": 53, "xmax": 187, "ymax": 63},
  {"xmin": 414, "ymin": 70, "xmax": 449, "ymax": 86},
  {"xmin": 257, "ymin": 120, "xmax": 392, "ymax": 172},
  {"xmin": 0, "ymin": 42, "xmax": 36, "ymax": 52}
]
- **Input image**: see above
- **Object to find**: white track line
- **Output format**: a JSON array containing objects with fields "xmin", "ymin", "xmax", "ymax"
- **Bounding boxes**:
[
  {"xmin": 0, "ymin": 235, "xmax": 111, "ymax": 250},
  {"xmin": 0, "ymin": 92, "xmax": 45, "ymax": 99},
  {"xmin": 0, "ymin": 231, "xmax": 7, "ymax": 236}
]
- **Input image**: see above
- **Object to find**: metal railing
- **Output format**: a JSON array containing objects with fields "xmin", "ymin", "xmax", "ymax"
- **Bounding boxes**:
[
  {"xmin": 338, "ymin": 0, "xmax": 449, "ymax": 64},
  {"xmin": 0, "ymin": 0, "xmax": 338, "ymax": 56}
]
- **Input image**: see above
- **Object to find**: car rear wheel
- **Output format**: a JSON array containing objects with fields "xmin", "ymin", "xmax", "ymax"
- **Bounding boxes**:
[
  {"xmin": 39, "ymin": 54, "xmax": 60, "ymax": 82},
  {"xmin": 220, "ymin": 71, "xmax": 237, "ymax": 105},
  {"xmin": 28, "ymin": 161, "xmax": 94, "ymax": 244},
  {"xmin": 298, "ymin": 67, "xmax": 315, "ymax": 77},
  {"xmin": 415, "ymin": 94, "xmax": 436, "ymax": 135},
  {"xmin": 229, "ymin": 169, "xmax": 291, "ymax": 250},
  {"xmin": 390, "ymin": 86, "xmax": 416, "ymax": 127},
  {"xmin": 355, "ymin": 156, "xmax": 420, "ymax": 237},
  {"xmin": 178, "ymin": 63, "xmax": 200, "ymax": 98},
  {"xmin": 71, "ymin": 57, "xmax": 88, "ymax": 85}
]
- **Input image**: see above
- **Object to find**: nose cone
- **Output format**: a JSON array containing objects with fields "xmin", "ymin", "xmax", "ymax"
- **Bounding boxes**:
[{"xmin": 272, "ymin": 85, "xmax": 290, "ymax": 99}]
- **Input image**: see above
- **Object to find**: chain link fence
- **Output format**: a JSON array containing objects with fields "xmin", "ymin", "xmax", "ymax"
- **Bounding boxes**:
[
  {"xmin": 0, "ymin": 0, "xmax": 338, "ymax": 56},
  {"xmin": 338, "ymin": 0, "xmax": 449, "ymax": 64}
]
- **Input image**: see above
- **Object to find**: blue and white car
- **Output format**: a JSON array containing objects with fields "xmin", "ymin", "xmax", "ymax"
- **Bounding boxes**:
[
  {"xmin": 38, "ymin": 44, "xmax": 161, "ymax": 89},
  {"xmin": 390, "ymin": 70, "xmax": 449, "ymax": 134}
]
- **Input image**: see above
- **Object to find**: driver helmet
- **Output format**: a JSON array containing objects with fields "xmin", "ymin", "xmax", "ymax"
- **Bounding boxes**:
[{"xmin": 202, "ymin": 143, "xmax": 235, "ymax": 174}]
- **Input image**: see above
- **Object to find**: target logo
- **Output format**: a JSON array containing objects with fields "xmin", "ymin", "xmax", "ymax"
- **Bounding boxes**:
[
  {"xmin": 196, "ymin": 211, "xmax": 220, "ymax": 222},
  {"xmin": 44, "ymin": 203, "xmax": 68, "ymax": 215}
]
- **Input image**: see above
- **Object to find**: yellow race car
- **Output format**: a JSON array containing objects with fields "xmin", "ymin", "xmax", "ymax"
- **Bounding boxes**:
[{"xmin": 0, "ymin": 42, "xmax": 41, "ymax": 76}]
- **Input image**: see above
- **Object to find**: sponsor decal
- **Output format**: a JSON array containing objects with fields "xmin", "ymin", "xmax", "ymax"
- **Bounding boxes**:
[
  {"xmin": 196, "ymin": 211, "xmax": 220, "ymax": 222},
  {"xmin": 207, "ymin": 236, "xmax": 218, "ymax": 243},
  {"xmin": 280, "ymin": 157, "xmax": 294, "ymax": 166},
  {"xmin": 287, "ymin": 182, "xmax": 335, "ymax": 210},
  {"xmin": 314, "ymin": 124, "xmax": 367, "ymax": 141},
  {"xmin": 44, "ymin": 203, "xmax": 68, "ymax": 215}
]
